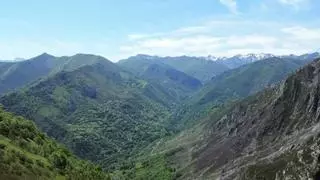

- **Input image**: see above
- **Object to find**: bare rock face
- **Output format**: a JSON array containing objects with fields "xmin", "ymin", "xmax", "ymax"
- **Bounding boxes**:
[{"xmin": 175, "ymin": 58, "xmax": 320, "ymax": 179}]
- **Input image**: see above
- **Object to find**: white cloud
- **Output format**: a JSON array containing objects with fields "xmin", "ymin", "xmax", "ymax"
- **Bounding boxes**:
[
  {"xmin": 278, "ymin": 0, "xmax": 309, "ymax": 9},
  {"xmin": 119, "ymin": 20, "xmax": 320, "ymax": 59},
  {"xmin": 281, "ymin": 26, "xmax": 320, "ymax": 40},
  {"xmin": 219, "ymin": 0, "xmax": 238, "ymax": 14},
  {"xmin": 226, "ymin": 35, "xmax": 277, "ymax": 47},
  {"xmin": 120, "ymin": 36, "xmax": 222, "ymax": 57}
]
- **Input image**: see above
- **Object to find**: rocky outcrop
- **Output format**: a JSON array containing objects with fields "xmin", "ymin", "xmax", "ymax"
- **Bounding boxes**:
[
  {"xmin": 169, "ymin": 58, "xmax": 320, "ymax": 179},
  {"xmin": 194, "ymin": 58, "xmax": 320, "ymax": 179}
]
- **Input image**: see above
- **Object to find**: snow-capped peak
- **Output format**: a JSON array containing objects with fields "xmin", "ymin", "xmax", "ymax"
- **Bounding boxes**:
[
  {"xmin": 233, "ymin": 53, "xmax": 275, "ymax": 60},
  {"xmin": 205, "ymin": 53, "xmax": 276, "ymax": 62}
]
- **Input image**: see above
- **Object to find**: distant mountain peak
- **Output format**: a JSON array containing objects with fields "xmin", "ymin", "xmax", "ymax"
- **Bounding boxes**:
[{"xmin": 33, "ymin": 52, "xmax": 55, "ymax": 60}]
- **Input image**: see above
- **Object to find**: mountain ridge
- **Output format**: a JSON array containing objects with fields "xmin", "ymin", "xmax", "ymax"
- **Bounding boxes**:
[
  {"xmin": 119, "ymin": 54, "xmax": 229, "ymax": 82},
  {"xmin": 0, "ymin": 53, "xmax": 114, "ymax": 95}
]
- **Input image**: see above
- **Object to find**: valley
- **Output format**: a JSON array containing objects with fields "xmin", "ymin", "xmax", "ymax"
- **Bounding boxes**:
[
  {"xmin": 2, "ymin": 1, "xmax": 320, "ymax": 179},
  {"xmin": 1, "ymin": 52, "xmax": 320, "ymax": 179}
]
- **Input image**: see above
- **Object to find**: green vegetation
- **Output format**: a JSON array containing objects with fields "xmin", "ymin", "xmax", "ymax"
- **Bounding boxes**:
[
  {"xmin": 170, "ymin": 57, "xmax": 309, "ymax": 130},
  {"xmin": 0, "ymin": 60, "xmax": 178, "ymax": 170},
  {"xmin": 1, "ymin": 53, "xmax": 319, "ymax": 179},
  {"xmin": 160, "ymin": 56, "xmax": 229, "ymax": 82},
  {"xmin": 119, "ymin": 58, "xmax": 203, "ymax": 100},
  {"xmin": 118, "ymin": 54, "xmax": 229, "ymax": 82},
  {"xmin": 0, "ymin": 53, "xmax": 56, "ymax": 94},
  {"xmin": 0, "ymin": 108, "xmax": 109, "ymax": 179},
  {"xmin": 0, "ymin": 53, "xmax": 112, "ymax": 95},
  {"xmin": 114, "ymin": 154, "xmax": 176, "ymax": 180}
]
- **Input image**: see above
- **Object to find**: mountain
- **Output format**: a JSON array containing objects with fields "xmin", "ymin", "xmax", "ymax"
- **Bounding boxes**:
[
  {"xmin": 215, "ymin": 53, "xmax": 275, "ymax": 68},
  {"xmin": 118, "ymin": 56, "xmax": 202, "ymax": 99},
  {"xmin": 127, "ymin": 57, "xmax": 320, "ymax": 179},
  {"xmin": 0, "ymin": 53, "xmax": 111, "ymax": 95},
  {"xmin": 141, "ymin": 64, "xmax": 202, "ymax": 96},
  {"xmin": 0, "ymin": 53, "xmax": 57, "ymax": 94},
  {"xmin": 197, "ymin": 57, "xmax": 307, "ymax": 105},
  {"xmin": 0, "ymin": 58, "xmax": 179, "ymax": 169},
  {"xmin": 170, "ymin": 57, "xmax": 310, "ymax": 130},
  {"xmin": 2, "ymin": 52, "xmax": 320, "ymax": 179},
  {"xmin": 282, "ymin": 52, "xmax": 320, "ymax": 61},
  {"xmin": 119, "ymin": 54, "xmax": 229, "ymax": 82},
  {"xmin": 216, "ymin": 52, "xmax": 320, "ymax": 69},
  {"xmin": 0, "ymin": 108, "xmax": 109, "ymax": 179},
  {"xmin": 48, "ymin": 53, "xmax": 111, "ymax": 74}
]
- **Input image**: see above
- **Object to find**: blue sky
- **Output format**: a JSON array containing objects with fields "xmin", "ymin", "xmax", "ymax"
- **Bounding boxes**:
[{"xmin": 0, "ymin": 0, "xmax": 319, "ymax": 61}]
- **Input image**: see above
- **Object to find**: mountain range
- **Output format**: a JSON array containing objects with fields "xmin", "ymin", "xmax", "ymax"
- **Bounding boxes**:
[
  {"xmin": 118, "ymin": 54, "xmax": 229, "ymax": 82},
  {"xmin": 0, "ymin": 51, "xmax": 320, "ymax": 179}
]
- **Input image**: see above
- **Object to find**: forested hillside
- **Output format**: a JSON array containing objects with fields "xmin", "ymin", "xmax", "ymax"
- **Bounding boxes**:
[
  {"xmin": 119, "ymin": 57, "xmax": 203, "ymax": 99},
  {"xmin": 0, "ymin": 108, "xmax": 109, "ymax": 179},
  {"xmin": 170, "ymin": 57, "xmax": 311, "ymax": 130},
  {"xmin": 0, "ymin": 59, "xmax": 180, "ymax": 169}
]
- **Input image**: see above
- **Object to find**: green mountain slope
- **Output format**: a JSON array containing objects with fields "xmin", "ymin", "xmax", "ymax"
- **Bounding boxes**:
[
  {"xmin": 197, "ymin": 57, "xmax": 306, "ymax": 105},
  {"xmin": 0, "ymin": 108, "xmax": 109, "ymax": 180},
  {"xmin": 118, "ymin": 57, "xmax": 202, "ymax": 99},
  {"xmin": 0, "ymin": 53, "xmax": 111, "ymax": 95},
  {"xmin": 170, "ymin": 57, "xmax": 310, "ymax": 130},
  {"xmin": 49, "ymin": 54, "xmax": 112, "ymax": 74},
  {"xmin": 128, "ymin": 58, "xmax": 320, "ymax": 179},
  {"xmin": 142, "ymin": 63, "xmax": 202, "ymax": 91},
  {"xmin": 0, "ymin": 53, "xmax": 57, "ymax": 94},
  {"xmin": 118, "ymin": 54, "xmax": 229, "ymax": 82},
  {"xmin": 0, "ymin": 60, "xmax": 177, "ymax": 169}
]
